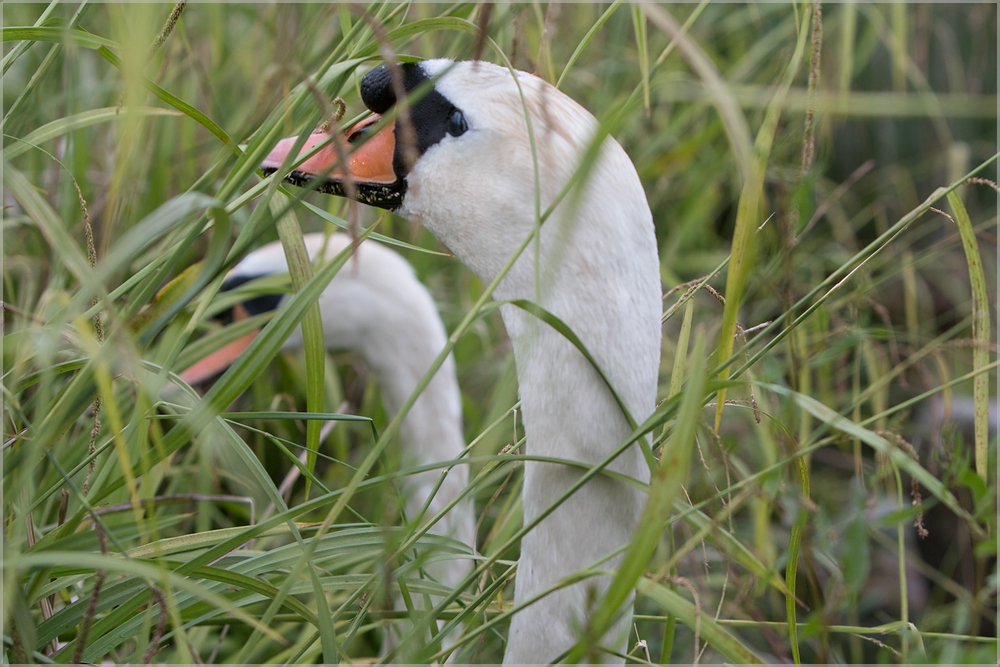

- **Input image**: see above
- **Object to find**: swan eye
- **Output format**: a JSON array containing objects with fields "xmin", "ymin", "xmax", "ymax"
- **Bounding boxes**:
[{"xmin": 447, "ymin": 109, "xmax": 468, "ymax": 137}]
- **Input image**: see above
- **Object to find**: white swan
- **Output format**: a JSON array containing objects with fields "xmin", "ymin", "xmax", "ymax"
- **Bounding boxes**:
[
  {"xmin": 262, "ymin": 60, "xmax": 661, "ymax": 664},
  {"xmin": 180, "ymin": 232, "xmax": 475, "ymax": 656}
]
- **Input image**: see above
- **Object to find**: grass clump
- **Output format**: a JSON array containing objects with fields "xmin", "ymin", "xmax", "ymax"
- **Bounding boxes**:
[{"xmin": 3, "ymin": 2, "xmax": 996, "ymax": 663}]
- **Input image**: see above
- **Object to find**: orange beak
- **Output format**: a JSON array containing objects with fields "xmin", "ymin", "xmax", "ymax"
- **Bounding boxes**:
[
  {"xmin": 180, "ymin": 304, "xmax": 261, "ymax": 385},
  {"xmin": 260, "ymin": 115, "xmax": 405, "ymax": 209}
]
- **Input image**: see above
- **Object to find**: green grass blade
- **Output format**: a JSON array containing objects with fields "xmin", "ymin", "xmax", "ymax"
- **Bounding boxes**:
[
  {"xmin": 763, "ymin": 382, "xmax": 985, "ymax": 537},
  {"xmin": 300, "ymin": 200, "xmax": 450, "ymax": 256},
  {"xmin": 5, "ymin": 163, "xmax": 93, "ymax": 280},
  {"xmin": 90, "ymin": 224, "xmax": 378, "ymax": 506},
  {"xmin": 9, "ymin": 552, "xmax": 287, "ymax": 657},
  {"xmin": 568, "ymin": 333, "xmax": 706, "ymax": 663},
  {"xmin": 139, "ymin": 209, "xmax": 232, "ymax": 344},
  {"xmin": 270, "ymin": 193, "xmax": 325, "ymax": 499},
  {"xmin": 1, "ymin": 1, "xmax": 62, "ymax": 74},
  {"xmin": 723, "ymin": 154, "xmax": 999, "ymax": 381},
  {"xmin": 642, "ymin": 4, "xmax": 753, "ymax": 181},
  {"xmin": 714, "ymin": 6, "xmax": 812, "ymax": 430},
  {"xmin": 94, "ymin": 46, "xmax": 237, "ymax": 151},
  {"xmin": 4, "ymin": 107, "xmax": 181, "ymax": 159},
  {"xmin": 173, "ymin": 313, "xmax": 274, "ymax": 374},
  {"xmin": 668, "ymin": 300, "xmax": 694, "ymax": 399},
  {"xmin": 638, "ymin": 577, "xmax": 765, "ymax": 664},
  {"xmin": 1, "ymin": 25, "xmax": 117, "ymax": 50},
  {"xmin": 947, "ymin": 191, "xmax": 991, "ymax": 482},
  {"xmin": 672, "ymin": 497, "xmax": 790, "ymax": 597},
  {"xmin": 631, "ymin": 4, "xmax": 650, "ymax": 116},
  {"xmin": 507, "ymin": 299, "xmax": 636, "ymax": 431},
  {"xmin": 556, "ymin": 2, "xmax": 622, "ymax": 90},
  {"xmin": 4, "ymin": 6, "xmax": 995, "ymax": 663}
]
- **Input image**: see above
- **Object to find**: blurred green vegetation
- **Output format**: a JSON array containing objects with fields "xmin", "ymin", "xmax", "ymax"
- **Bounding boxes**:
[{"xmin": 2, "ymin": 2, "xmax": 996, "ymax": 664}]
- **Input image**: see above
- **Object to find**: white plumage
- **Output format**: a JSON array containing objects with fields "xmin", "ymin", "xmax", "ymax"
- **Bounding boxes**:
[{"xmin": 400, "ymin": 61, "xmax": 660, "ymax": 664}]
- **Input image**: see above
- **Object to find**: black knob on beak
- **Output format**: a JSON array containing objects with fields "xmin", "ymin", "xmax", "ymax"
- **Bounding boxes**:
[{"xmin": 361, "ymin": 65, "xmax": 396, "ymax": 114}]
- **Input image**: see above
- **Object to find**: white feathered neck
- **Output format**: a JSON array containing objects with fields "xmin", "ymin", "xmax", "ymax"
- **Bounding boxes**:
[{"xmin": 396, "ymin": 61, "xmax": 662, "ymax": 663}]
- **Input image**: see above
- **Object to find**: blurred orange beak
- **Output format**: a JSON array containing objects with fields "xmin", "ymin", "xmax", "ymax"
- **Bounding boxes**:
[
  {"xmin": 180, "ymin": 304, "xmax": 261, "ymax": 385},
  {"xmin": 260, "ymin": 115, "xmax": 404, "ymax": 209}
]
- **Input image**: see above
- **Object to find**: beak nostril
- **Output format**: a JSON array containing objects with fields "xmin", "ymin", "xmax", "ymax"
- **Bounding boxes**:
[{"xmin": 347, "ymin": 124, "xmax": 374, "ymax": 145}]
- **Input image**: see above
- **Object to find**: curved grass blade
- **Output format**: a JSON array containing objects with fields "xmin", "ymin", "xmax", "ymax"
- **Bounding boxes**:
[
  {"xmin": 638, "ymin": 577, "xmax": 765, "ymax": 663},
  {"xmin": 721, "ymin": 159, "xmax": 999, "ymax": 383},
  {"xmin": 300, "ymin": 201, "xmax": 450, "ymax": 256},
  {"xmin": 139, "ymin": 209, "xmax": 232, "ymax": 344},
  {"xmin": 220, "ymin": 412, "xmax": 378, "ymax": 443},
  {"xmin": 713, "ymin": 6, "xmax": 812, "ymax": 431},
  {"xmin": 0, "ymin": 25, "xmax": 116, "ymax": 50},
  {"xmin": 5, "ymin": 164, "xmax": 93, "ymax": 280},
  {"xmin": 8, "ymin": 552, "xmax": 287, "ymax": 657},
  {"xmin": 671, "ymin": 497, "xmax": 790, "ymax": 597},
  {"xmin": 567, "ymin": 333, "xmax": 706, "ymax": 663},
  {"xmin": 172, "ymin": 312, "xmax": 273, "ymax": 372},
  {"xmin": 946, "ymin": 191, "xmax": 991, "ymax": 481},
  {"xmin": 556, "ymin": 2, "xmax": 622, "ymax": 89},
  {"xmin": 3, "ymin": 0, "xmax": 87, "ymax": 127},
  {"xmin": 4, "ymin": 107, "xmax": 181, "ymax": 159},
  {"xmin": 1, "ymin": 1, "xmax": 63, "ymax": 74},
  {"xmin": 91, "ymin": 223, "xmax": 378, "ymax": 505},
  {"xmin": 507, "ymin": 299, "xmax": 636, "ymax": 431},
  {"xmin": 763, "ymin": 382, "xmax": 985, "ymax": 537},
  {"xmin": 57, "ymin": 192, "xmax": 223, "ymax": 327},
  {"xmin": 94, "ymin": 46, "xmax": 237, "ymax": 151},
  {"xmin": 642, "ymin": 4, "xmax": 753, "ymax": 181},
  {"xmin": 270, "ymin": 193, "xmax": 325, "ymax": 498}
]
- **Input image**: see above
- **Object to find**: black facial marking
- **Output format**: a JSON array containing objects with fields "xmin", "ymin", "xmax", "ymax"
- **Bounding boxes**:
[
  {"xmin": 263, "ymin": 62, "xmax": 464, "ymax": 212},
  {"xmin": 360, "ymin": 62, "xmax": 468, "ymax": 179},
  {"xmin": 219, "ymin": 274, "xmax": 285, "ymax": 323}
]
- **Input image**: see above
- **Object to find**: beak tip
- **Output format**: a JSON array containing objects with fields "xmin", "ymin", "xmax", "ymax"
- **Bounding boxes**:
[{"xmin": 262, "ymin": 135, "xmax": 312, "ymax": 171}]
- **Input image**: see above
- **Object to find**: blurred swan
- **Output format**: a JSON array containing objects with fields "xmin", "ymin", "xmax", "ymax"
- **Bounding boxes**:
[{"xmin": 181, "ymin": 232, "xmax": 475, "ymax": 657}]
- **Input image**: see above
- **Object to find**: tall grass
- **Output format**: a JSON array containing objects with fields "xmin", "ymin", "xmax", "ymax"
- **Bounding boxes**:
[{"xmin": 3, "ymin": 2, "xmax": 996, "ymax": 663}]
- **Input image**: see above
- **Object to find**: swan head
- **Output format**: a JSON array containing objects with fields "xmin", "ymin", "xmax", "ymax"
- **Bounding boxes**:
[
  {"xmin": 261, "ymin": 59, "xmax": 482, "ymax": 211},
  {"xmin": 178, "ymin": 234, "xmax": 453, "ymax": 387},
  {"xmin": 262, "ymin": 60, "xmax": 624, "ymax": 281}
]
